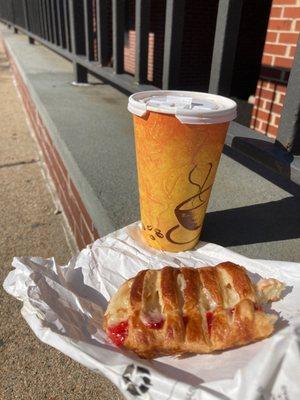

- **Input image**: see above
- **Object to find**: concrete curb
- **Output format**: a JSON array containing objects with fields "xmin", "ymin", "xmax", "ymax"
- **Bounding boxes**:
[{"xmin": 2, "ymin": 26, "xmax": 115, "ymax": 241}]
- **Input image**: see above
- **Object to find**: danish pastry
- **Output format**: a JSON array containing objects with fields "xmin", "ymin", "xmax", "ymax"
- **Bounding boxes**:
[{"xmin": 103, "ymin": 262, "xmax": 284, "ymax": 358}]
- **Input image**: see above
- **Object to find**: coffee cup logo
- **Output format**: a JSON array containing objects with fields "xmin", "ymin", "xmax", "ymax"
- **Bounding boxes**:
[{"xmin": 166, "ymin": 163, "xmax": 213, "ymax": 245}]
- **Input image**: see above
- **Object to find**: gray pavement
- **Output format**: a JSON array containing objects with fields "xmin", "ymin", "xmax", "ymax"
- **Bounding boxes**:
[{"xmin": 0, "ymin": 37, "xmax": 123, "ymax": 400}]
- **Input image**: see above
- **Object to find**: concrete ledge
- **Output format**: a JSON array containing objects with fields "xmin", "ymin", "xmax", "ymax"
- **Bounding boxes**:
[{"xmin": 1, "ymin": 25, "xmax": 140, "ymax": 246}]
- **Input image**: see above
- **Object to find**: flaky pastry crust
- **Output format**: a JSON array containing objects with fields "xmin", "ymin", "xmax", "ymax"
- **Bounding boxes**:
[{"xmin": 103, "ymin": 262, "xmax": 284, "ymax": 358}]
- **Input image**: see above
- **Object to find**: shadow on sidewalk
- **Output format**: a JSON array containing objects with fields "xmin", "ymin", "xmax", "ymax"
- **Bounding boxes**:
[{"xmin": 202, "ymin": 196, "xmax": 300, "ymax": 247}]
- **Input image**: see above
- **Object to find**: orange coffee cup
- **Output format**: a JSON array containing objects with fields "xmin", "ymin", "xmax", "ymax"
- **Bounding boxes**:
[{"xmin": 128, "ymin": 91, "xmax": 236, "ymax": 252}]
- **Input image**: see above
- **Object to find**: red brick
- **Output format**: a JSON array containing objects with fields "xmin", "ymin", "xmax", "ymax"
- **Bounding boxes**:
[
  {"xmin": 274, "ymin": 56, "xmax": 293, "ymax": 68},
  {"xmin": 259, "ymin": 89, "xmax": 276, "ymax": 101},
  {"xmin": 36, "ymin": 112, "xmax": 43, "ymax": 128},
  {"xmin": 250, "ymin": 118, "xmax": 259, "ymax": 130},
  {"xmin": 81, "ymin": 217, "xmax": 94, "ymax": 246},
  {"xmin": 261, "ymin": 54, "xmax": 273, "ymax": 65},
  {"xmin": 51, "ymin": 145, "xmax": 68, "ymax": 177},
  {"xmin": 253, "ymin": 124, "xmax": 264, "ymax": 134},
  {"xmin": 277, "ymin": 83, "xmax": 287, "ymax": 94},
  {"xmin": 51, "ymin": 166, "xmax": 68, "ymax": 201},
  {"xmin": 260, "ymin": 122, "xmax": 268, "ymax": 132},
  {"xmin": 289, "ymin": 46, "xmax": 297, "ymax": 57},
  {"xmin": 48, "ymin": 149, "xmax": 69, "ymax": 193},
  {"xmin": 42, "ymin": 129, "xmax": 54, "ymax": 150},
  {"xmin": 43, "ymin": 147, "xmax": 53, "ymax": 171},
  {"xmin": 283, "ymin": 7, "xmax": 300, "ymax": 18},
  {"xmin": 69, "ymin": 179, "xmax": 93, "ymax": 232},
  {"xmin": 44, "ymin": 146, "xmax": 68, "ymax": 182},
  {"xmin": 270, "ymin": 7, "xmax": 282, "ymax": 18},
  {"xmin": 256, "ymin": 109, "xmax": 270, "ymax": 120},
  {"xmin": 280, "ymin": 93, "xmax": 286, "ymax": 104},
  {"xmin": 266, "ymin": 125, "xmax": 278, "ymax": 137},
  {"xmin": 264, "ymin": 43, "xmax": 287, "ymax": 55},
  {"xmin": 68, "ymin": 194, "xmax": 82, "ymax": 227},
  {"xmin": 296, "ymin": 20, "xmax": 300, "ymax": 30},
  {"xmin": 272, "ymin": 0, "xmax": 297, "ymax": 4},
  {"xmin": 274, "ymin": 115, "xmax": 281, "ymax": 126},
  {"xmin": 265, "ymin": 102, "xmax": 283, "ymax": 114},
  {"xmin": 265, "ymin": 31, "xmax": 278, "ymax": 43},
  {"xmin": 51, "ymin": 170, "xmax": 63, "ymax": 200},
  {"xmin": 59, "ymin": 190, "xmax": 74, "ymax": 230},
  {"xmin": 74, "ymin": 225, "xmax": 85, "ymax": 250},
  {"xmin": 268, "ymin": 19, "xmax": 293, "ymax": 31},
  {"xmin": 279, "ymin": 32, "xmax": 299, "ymax": 44}
]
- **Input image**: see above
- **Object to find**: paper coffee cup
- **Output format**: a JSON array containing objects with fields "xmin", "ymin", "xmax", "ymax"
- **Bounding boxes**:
[{"xmin": 128, "ymin": 91, "xmax": 237, "ymax": 252}]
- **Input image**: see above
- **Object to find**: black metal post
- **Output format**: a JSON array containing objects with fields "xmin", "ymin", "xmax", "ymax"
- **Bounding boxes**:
[
  {"xmin": 276, "ymin": 38, "xmax": 300, "ymax": 154},
  {"xmin": 135, "ymin": 0, "xmax": 150, "ymax": 84},
  {"xmin": 112, "ymin": 0, "xmax": 125, "ymax": 74},
  {"xmin": 63, "ymin": 0, "xmax": 71, "ymax": 51},
  {"xmin": 45, "ymin": 0, "xmax": 53, "ymax": 42},
  {"xmin": 83, "ymin": 0, "xmax": 95, "ymax": 61},
  {"xmin": 10, "ymin": 0, "xmax": 15, "ymax": 26},
  {"xmin": 69, "ymin": 0, "xmax": 88, "ymax": 83},
  {"xmin": 56, "ymin": 0, "xmax": 63, "ymax": 47},
  {"xmin": 36, "ymin": 0, "xmax": 43, "ymax": 37},
  {"xmin": 41, "ymin": 0, "xmax": 49, "ymax": 40},
  {"xmin": 209, "ymin": 0, "xmax": 243, "ymax": 96},
  {"xmin": 22, "ymin": 0, "xmax": 29, "ymax": 30},
  {"xmin": 38, "ymin": 0, "xmax": 45, "ymax": 38},
  {"xmin": 162, "ymin": 0, "xmax": 185, "ymax": 90},
  {"xmin": 96, "ymin": 0, "xmax": 109, "ymax": 66},
  {"xmin": 50, "ymin": 0, "xmax": 58, "ymax": 44}
]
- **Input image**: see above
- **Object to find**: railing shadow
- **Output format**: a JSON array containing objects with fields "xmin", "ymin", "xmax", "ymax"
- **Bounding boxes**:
[
  {"xmin": 202, "ymin": 195, "xmax": 300, "ymax": 247},
  {"xmin": 223, "ymin": 139, "xmax": 300, "ymax": 196}
]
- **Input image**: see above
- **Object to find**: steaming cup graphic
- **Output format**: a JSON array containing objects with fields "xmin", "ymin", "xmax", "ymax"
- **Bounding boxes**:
[{"xmin": 128, "ymin": 91, "xmax": 236, "ymax": 252}]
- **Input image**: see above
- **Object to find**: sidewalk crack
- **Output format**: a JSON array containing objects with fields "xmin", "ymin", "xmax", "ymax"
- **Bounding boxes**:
[{"xmin": 0, "ymin": 159, "xmax": 40, "ymax": 169}]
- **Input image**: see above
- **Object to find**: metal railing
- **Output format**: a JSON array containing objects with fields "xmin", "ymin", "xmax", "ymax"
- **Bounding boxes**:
[{"xmin": 0, "ymin": 0, "xmax": 299, "ymax": 186}]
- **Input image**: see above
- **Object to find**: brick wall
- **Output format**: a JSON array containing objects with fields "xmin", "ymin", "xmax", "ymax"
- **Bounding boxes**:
[
  {"xmin": 5, "ymin": 45, "xmax": 99, "ymax": 250},
  {"xmin": 251, "ymin": 0, "xmax": 300, "ymax": 138}
]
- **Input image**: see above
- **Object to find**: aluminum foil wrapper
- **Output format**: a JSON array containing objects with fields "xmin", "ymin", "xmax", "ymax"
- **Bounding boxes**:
[{"xmin": 3, "ymin": 222, "xmax": 300, "ymax": 399}]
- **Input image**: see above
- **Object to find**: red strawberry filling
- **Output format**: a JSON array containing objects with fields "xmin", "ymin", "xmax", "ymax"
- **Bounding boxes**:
[
  {"xmin": 206, "ymin": 311, "xmax": 214, "ymax": 335},
  {"xmin": 144, "ymin": 318, "xmax": 164, "ymax": 329},
  {"xmin": 182, "ymin": 315, "xmax": 189, "ymax": 327},
  {"xmin": 107, "ymin": 321, "xmax": 129, "ymax": 346}
]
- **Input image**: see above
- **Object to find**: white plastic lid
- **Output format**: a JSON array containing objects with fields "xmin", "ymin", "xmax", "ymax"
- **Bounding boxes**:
[{"xmin": 128, "ymin": 90, "xmax": 237, "ymax": 124}]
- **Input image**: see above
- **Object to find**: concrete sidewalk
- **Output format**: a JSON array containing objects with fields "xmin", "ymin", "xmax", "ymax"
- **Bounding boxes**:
[{"xmin": 0, "ymin": 41, "xmax": 123, "ymax": 399}]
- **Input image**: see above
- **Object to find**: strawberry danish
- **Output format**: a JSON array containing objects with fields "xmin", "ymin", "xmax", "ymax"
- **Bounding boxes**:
[{"xmin": 103, "ymin": 262, "xmax": 284, "ymax": 358}]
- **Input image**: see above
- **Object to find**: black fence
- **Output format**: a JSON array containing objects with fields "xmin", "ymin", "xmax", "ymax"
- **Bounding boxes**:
[{"xmin": 0, "ymin": 0, "xmax": 299, "ymax": 186}]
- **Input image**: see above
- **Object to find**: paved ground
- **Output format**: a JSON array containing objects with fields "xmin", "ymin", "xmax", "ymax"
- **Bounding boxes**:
[{"xmin": 0, "ymin": 40, "xmax": 123, "ymax": 399}]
